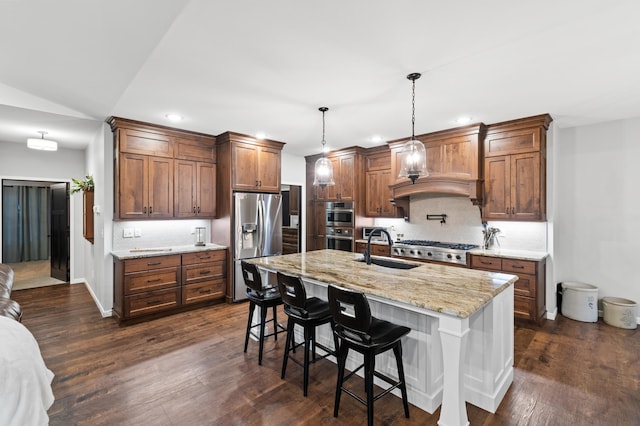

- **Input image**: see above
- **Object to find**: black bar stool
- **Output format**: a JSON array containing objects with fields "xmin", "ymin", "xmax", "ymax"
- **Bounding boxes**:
[
  {"xmin": 327, "ymin": 284, "xmax": 411, "ymax": 426},
  {"xmin": 241, "ymin": 261, "xmax": 285, "ymax": 365},
  {"xmin": 276, "ymin": 271, "xmax": 339, "ymax": 397}
]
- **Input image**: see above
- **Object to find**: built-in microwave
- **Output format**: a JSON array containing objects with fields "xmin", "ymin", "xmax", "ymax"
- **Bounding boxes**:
[
  {"xmin": 362, "ymin": 227, "xmax": 389, "ymax": 241},
  {"xmin": 326, "ymin": 202, "xmax": 354, "ymax": 227},
  {"xmin": 326, "ymin": 227, "xmax": 354, "ymax": 252}
]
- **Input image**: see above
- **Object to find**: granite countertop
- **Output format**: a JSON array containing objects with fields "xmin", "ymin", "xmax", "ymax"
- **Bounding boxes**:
[
  {"xmin": 111, "ymin": 243, "xmax": 227, "ymax": 260},
  {"xmin": 249, "ymin": 249, "xmax": 517, "ymax": 318},
  {"xmin": 469, "ymin": 248, "xmax": 548, "ymax": 261}
]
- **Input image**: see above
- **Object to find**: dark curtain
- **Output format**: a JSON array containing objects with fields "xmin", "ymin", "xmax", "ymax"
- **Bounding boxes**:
[{"xmin": 2, "ymin": 185, "xmax": 49, "ymax": 263}]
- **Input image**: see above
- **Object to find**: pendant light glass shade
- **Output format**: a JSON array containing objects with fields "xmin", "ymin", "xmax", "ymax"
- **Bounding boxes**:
[
  {"xmin": 313, "ymin": 107, "xmax": 335, "ymax": 188},
  {"xmin": 398, "ymin": 137, "xmax": 427, "ymax": 184},
  {"xmin": 27, "ymin": 131, "xmax": 58, "ymax": 151},
  {"xmin": 398, "ymin": 73, "xmax": 427, "ymax": 184}
]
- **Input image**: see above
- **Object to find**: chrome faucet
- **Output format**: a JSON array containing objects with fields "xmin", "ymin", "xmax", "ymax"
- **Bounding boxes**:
[{"xmin": 364, "ymin": 227, "xmax": 393, "ymax": 265}]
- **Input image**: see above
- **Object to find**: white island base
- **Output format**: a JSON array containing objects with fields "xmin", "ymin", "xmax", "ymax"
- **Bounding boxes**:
[{"xmin": 286, "ymin": 276, "xmax": 514, "ymax": 426}]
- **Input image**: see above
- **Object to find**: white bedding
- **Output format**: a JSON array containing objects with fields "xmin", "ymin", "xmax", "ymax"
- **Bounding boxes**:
[{"xmin": 0, "ymin": 316, "xmax": 54, "ymax": 426}]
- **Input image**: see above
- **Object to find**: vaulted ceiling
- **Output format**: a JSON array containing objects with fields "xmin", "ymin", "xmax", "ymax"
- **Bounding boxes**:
[{"xmin": 1, "ymin": 1, "xmax": 639, "ymax": 156}]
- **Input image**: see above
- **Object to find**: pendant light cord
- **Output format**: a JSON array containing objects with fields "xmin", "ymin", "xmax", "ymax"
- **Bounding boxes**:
[{"xmin": 411, "ymin": 79, "xmax": 416, "ymax": 140}]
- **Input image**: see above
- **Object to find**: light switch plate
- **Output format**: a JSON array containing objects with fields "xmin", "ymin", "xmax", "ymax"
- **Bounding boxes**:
[
  {"xmin": 123, "ymin": 228, "xmax": 134, "ymax": 238},
  {"xmin": 134, "ymin": 228, "xmax": 142, "ymax": 237}
]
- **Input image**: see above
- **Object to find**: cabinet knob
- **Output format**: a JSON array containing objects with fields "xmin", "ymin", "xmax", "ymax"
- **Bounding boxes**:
[
  {"xmin": 143, "ymin": 206, "xmax": 147, "ymax": 214},
  {"xmin": 197, "ymin": 206, "xmax": 201, "ymax": 213},
  {"xmin": 149, "ymin": 206, "xmax": 153, "ymax": 214},
  {"xmin": 511, "ymin": 207, "xmax": 515, "ymax": 214},
  {"xmin": 193, "ymin": 206, "xmax": 196, "ymax": 213},
  {"xmin": 506, "ymin": 208, "xmax": 509, "ymax": 214}
]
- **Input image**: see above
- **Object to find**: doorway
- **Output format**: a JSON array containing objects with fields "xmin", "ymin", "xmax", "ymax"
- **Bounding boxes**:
[
  {"xmin": 1, "ymin": 179, "xmax": 70, "ymax": 289},
  {"xmin": 281, "ymin": 184, "xmax": 301, "ymax": 254}
]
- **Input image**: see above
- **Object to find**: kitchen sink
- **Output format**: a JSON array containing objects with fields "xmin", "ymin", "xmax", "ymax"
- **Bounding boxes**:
[{"xmin": 356, "ymin": 257, "xmax": 420, "ymax": 270}]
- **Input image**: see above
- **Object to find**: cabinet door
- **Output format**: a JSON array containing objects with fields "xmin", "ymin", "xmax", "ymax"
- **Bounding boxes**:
[
  {"xmin": 232, "ymin": 142, "xmax": 259, "ymax": 190},
  {"xmin": 175, "ymin": 160, "xmax": 197, "ymax": 218},
  {"xmin": 119, "ymin": 128, "xmax": 173, "ymax": 158},
  {"xmin": 307, "ymin": 201, "xmax": 326, "ymax": 251},
  {"xmin": 119, "ymin": 153, "xmax": 148, "ymax": 219},
  {"xmin": 289, "ymin": 185, "xmax": 299, "ymax": 215},
  {"xmin": 511, "ymin": 152, "xmax": 541, "ymax": 221},
  {"xmin": 148, "ymin": 156, "xmax": 174, "ymax": 219},
  {"xmin": 257, "ymin": 146, "xmax": 281, "ymax": 192},
  {"xmin": 196, "ymin": 162, "xmax": 216, "ymax": 217},
  {"xmin": 365, "ymin": 169, "xmax": 395, "ymax": 217},
  {"xmin": 483, "ymin": 156, "xmax": 510, "ymax": 220},
  {"xmin": 336, "ymin": 155, "xmax": 354, "ymax": 200},
  {"xmin": 316, "ymin": 157, "xmax": 339, "ymax": 200}
]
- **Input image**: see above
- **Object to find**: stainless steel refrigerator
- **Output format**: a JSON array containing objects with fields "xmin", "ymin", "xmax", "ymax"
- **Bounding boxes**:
[{"xmin": 233, "ymin": 192, "xmax": 282, "ymax": 301}]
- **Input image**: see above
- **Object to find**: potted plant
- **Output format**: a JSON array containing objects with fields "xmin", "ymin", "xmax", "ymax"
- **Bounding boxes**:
[{"xmin": 69, "ymin": 175, "xmax": 94, "ymax": 194}]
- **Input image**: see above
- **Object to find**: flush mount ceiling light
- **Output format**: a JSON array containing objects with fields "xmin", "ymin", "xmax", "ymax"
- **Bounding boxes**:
[
  {"xmin": 398, "ymin": 73, "xmax": 428, "ymax": 184},
  {"xmin": 27, "ymin": 131, "xmax": 58, "ymax": 151},
  {"xmin": 255, "ymin": 132, "xmax": 267, "ymax": 140},
  {"xmin": 313, "ymin": 107, "xmax": 335, "ymax": 188}
]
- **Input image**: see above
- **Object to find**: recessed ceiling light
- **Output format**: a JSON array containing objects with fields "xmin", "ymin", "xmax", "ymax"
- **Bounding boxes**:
[
  {"xmin": 255, "ymin": 132, "xmax": 267, "ymax": 140},
  {"xmin": 165, "ymin": 113, "xmax": 183, "ymax": 122},
  {"xmin": 455, "ymin": 116, "xmax": 473, "ymax": 125},
  {"xmin": 371, "ymin": 135, "xmax": 383, "ymax": 144}
]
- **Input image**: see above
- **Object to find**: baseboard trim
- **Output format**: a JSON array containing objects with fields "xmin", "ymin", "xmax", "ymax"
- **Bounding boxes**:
[{"xmin": 81, "ymin": 281, "xmax": 113, "ymax": 318}]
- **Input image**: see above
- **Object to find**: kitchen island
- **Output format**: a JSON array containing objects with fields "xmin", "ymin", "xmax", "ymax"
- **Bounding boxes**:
[{"xmin": 249, "ymin": 249, "xmax": 517, "ymax": 426}]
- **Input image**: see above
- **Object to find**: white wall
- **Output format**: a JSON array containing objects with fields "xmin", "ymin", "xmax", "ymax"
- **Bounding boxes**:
[
  {"xmin": 0, "ymin": 140, "xmax": 86, "ymax": 281},
  {"xmin": 555, "ymin": 117, "xmax": 640, "ymax": 309}
]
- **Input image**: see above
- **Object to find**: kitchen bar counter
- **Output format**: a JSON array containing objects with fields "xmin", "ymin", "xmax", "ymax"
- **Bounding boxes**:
[
  {"xmin": 250, "ymin": 249, "xmax": 515, "ymax": 318},
  {"xmin": 250, "ymin": 249, "xmax": 516, "ymax": 426},
  {"xmin": 111, "ymin": 243, "xmax": 226, "ymax": 260}
]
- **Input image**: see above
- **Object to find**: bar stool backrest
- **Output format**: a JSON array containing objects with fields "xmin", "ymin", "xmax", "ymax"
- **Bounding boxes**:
[
  {"xmin": 327, "ymin": 285, "xmax": 373, "ymax": 344},
  {"xmin": 276, "ymin": 272, "xmax": 309, "ymax": 318},
  {"xmin": 241, "ymin": 261, "xmax": 263, "ymax": 295}
]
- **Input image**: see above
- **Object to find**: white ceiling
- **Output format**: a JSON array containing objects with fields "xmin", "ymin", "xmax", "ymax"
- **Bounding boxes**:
[{"xmin": 1, "ymin": 0, "xmax": 639, "ymax": 157}]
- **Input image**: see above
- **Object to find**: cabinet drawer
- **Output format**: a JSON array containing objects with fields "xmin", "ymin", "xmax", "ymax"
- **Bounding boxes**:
[
  {"xmin": 124, "ymin": 255, "xmax": 181, "ymax": 273},
  {"xmin": 124, "ymin": 268, "xmax": 179, "ymax": 294},
  {"xmin": 125, "ymin": 287, "xmax": 179, "ymax": 317},
  {"xmin": 514, "ymin": 295, "xmax": 536, "ymax": 320},
  {"xmin": 370, "ymin": 245, "xmax": 391, "ymax": 256},
  {"xmin": 470, "ymin": 256, "xmax": 502, "ymax": 271},
  {"xmin": 502, "ymin": 259, "xmax": 536, "ymax": 275},
  {"xmin": 182, "ymin": 250, "xmax": 226, "ymax": 265},
  {"xmin": 182, "ymin": 262, "xmax": 225, "ymax": 285},
  {"xmin": 182, "ymin": 279, "xmax": 225, "ymax": 304}
]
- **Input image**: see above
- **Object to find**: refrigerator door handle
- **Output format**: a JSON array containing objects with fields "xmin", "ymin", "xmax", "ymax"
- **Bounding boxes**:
[{"xmin": 257, "ymin": 195, "xmax": 264, "ymax": 257}]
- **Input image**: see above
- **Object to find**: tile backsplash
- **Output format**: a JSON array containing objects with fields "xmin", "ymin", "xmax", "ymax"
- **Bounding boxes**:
[
  {"xmin": 113, "ymin": 219, "xmax": 213, "ymax": 251},
  {"xmin": 373, "ymin": 195, "xmax": 547, "ymax": 252}
]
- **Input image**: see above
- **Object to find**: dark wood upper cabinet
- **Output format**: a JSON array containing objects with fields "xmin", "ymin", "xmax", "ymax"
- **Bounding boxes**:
[
  {"xmin": 482, "ymin": 114, "xmax": 552, "ymax": 221},
  {"xmin": 109, "ymin": 117, "xmax": 217, "ymax": 220},
  {"xmin": 226, "ymin": 136, "xmax": 283, "ymax": 193}
]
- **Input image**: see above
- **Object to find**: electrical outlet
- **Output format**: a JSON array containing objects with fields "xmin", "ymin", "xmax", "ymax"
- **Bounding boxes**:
[
  {"xmin": 123, "ymin": 228, "xmax": 134, "ymax": 238},
  {"xmin": 134, "ymin": 228, "xmax": 142, "ymax": 237}
]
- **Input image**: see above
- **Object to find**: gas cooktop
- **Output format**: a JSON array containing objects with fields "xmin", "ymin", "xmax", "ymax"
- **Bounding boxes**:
[
  {"xmin": 392, "ymin": 240, "xmax": 478, "ymax": 266},
  {"xmin": 396, "ymin": 240, "xmax": 478, "ymax": 251}
]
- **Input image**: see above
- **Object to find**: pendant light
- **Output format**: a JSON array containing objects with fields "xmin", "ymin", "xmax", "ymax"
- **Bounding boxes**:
[
  {"xmin": 398, "ymin": 73, "xmax": 427, "ymax": 184},
  {"xmin": 27, "ymin": 131, "xmax": 58, "ymax": 151},
  {"xmin": 313, "ymin": 107, "xmax": 335, "ymax": 188}
]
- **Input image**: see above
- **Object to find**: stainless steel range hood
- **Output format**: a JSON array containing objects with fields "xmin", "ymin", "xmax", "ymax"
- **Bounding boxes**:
[{"xmin": 388, "ymin": 123, "xmax": 486, "ymax": 220}]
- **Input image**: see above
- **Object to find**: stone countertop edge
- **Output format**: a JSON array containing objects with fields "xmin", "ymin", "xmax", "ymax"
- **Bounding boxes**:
[
  {"xmin": 111, "ymin": 243, "xmax": 227, "ymax": 260},
  {"xmin": 469, "ymin": 248, "xmax": 549, "ymax": 261},
  {"xmin": 249, "ymin": 250, "xmax": 517, "ymax": 319},
  {"xmin": 354, "ymin": 239, "xmax": 393, "ymax": 245}
]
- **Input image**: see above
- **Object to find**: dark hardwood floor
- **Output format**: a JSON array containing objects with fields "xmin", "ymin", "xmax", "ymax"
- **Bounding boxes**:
[{"xmin": 12, "ymin": 284, "xmax": 640, "ymax": 425}]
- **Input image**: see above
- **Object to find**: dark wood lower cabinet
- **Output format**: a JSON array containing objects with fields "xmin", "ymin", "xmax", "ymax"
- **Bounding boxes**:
[
  {"xmin": 470, "ymin": 254, "xmax": 546, "ymax": 325},
  {"xmin": 114, "ymin": 249, "xmax": 227, "ymax": 322},
  {"xmin": 355, "ymin": 241, "xmax": 390, "ymax": 256}
]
